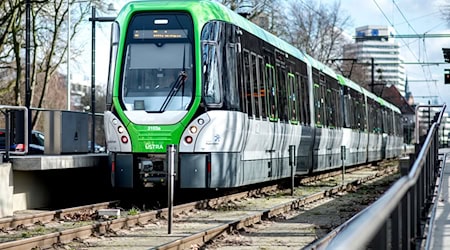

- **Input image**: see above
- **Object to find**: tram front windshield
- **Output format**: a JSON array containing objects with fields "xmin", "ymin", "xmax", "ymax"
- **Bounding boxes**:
[{"xmin": 121, "ymin": 13, "xmax": 194, "ymax": 112}]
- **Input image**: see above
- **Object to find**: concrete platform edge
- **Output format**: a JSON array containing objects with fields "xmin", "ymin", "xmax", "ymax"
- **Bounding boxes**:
[{"xmin": 0, "ymin": 163, "xmax": 13, "ymax": 217}]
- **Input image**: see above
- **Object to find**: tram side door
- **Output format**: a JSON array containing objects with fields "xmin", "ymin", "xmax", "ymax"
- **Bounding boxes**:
[{"xmin": 264, "ymin": 63, "xmax": 277, "ymax": 177}]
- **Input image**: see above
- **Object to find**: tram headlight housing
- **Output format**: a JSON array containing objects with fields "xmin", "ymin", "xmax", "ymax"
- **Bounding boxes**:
[
  {"xmin": 118, "ymin": 126, "xmax": 124, "ymax": 134},
  {"xmin": 185, "ymin": 136, "xmax": 193, "ymax": 144},
  {"xmin": 189, "ymin": 126, "xmax": 198, "ymax": 134}
]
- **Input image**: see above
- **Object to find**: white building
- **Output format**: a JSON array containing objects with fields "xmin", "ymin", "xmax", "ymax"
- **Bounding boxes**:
[
  {"xmin": 344, "ymin": 25, "xmax": 406, "ymax": 97},
  {"xmin": 70, "ymin": 74, "xmax": 90, "ymax": 111}
]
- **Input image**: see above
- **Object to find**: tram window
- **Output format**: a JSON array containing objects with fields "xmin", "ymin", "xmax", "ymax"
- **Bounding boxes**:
[
  {"xmin": 203, "ymin": 43, "xmax": 221, "ymax": 105},
  {"xmin": 294, "ymin": 73, "xmax": 305, "ymax": 124},
  {"xmin": 326, "ymin": 89, "xmax": 334, "ymax": 127},
  {"xmin": 301, "ymin": 75, "xmax": 310, "ymax": 125},
  {"xmin": 362, "ymin": 103, "xmax": 367, "ymax": 132},
  {"xmin": 367, "ymin": 104, "xmax": 373, "ymax": 132},
  {"xmin": 320, "ymin": 86, "xmax": 326, "ymax": 126},
  {"xmin": 343, "ymin": 95, "xmax": 350, "ymax": 128},
  {"xmin": 356, "ymin": 99, "xmax": 365, "ymax": 131},
  {"xmin": 324, "ymin": 75, "xmax": 340, "ymax": 128},
  {"xmin": 388, "ymin": 112, "xmax": 392, "ymax": 134},
  {"xmin": 371, "ymin": 106, "xmax": 376, "ymax": 132},
  {"xmin": 224, "ymin": 42, "xmax": 240, "ymax": 111},
  {"xmin": 352, "ymin": 100, "xmax": 356, "ymax": 129},
  {"xmin": 106, "ymin": 22, "xmax": 119, "ymax": 110},
  {"xmin": 277, "ymin": 67, "xmax": 288, "ymax": 122},
  {"xmin": 127, "ymin": 43, "xmax": 192, "ymax": 70},
  {"xmin": 335, "ymin": 90, "xmax": 342, "ymax": 128},
  {"xmin": 288, "ymin": 73, "xmax": 298, "ymax": 123},
  {"xmin": 251, "ymin": 53, "xmax": 261, "ymax": 119},
  {"xmin": 258, "ymin": 56, "xmax": 267, "ymax": 119},
  {"xmin": 375, "ymin": 105, "xmax": 380, "ymax": 133},
  {"xmin": 349, "ymin": 95, "xmax": 355, "ymax": 128},
  {"xmin": 237, "ymin": 50, "xmax": 246, "ymax": 113},
  {"xmin": 312, "ymin": 69, "xmax": 325, "ymax": 127},
  {"xmin": 296, "ymin": 73, "xmax": 303, "ymax": 124},
  {"xmin": 313, "ymin": 84, "xmax": 323, "ymax": 127},
  {"xmin": 354, "ymin": 101, "xmax": 359, "ymax": 130},
  {"xmin": 377, "ymin": 106, "xmax": 382, "ymax": 133},
  {"xmin": 368, "ymin": 102, "xmax": 376, "ymax": 132},
  {"xmin": 243, "ymin": 50, "xmax": 253, "ymax": 117},
  {"xmin": 378, "ymin": 107, "xmax": 383, "ymax": 133},
  {"xmin": 266, "ymin": 64, "xmax": 277, "ymax": 121},
  {"xmin": 385, "ymin": 110, "xmax": 395, "ymax": 135},
  {"xmin": 383, "ymin": 111, "xmax": 387, "ymax": 134}
]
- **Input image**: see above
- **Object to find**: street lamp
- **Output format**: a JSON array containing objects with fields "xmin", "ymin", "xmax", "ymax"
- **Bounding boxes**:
[{"xmin": 88, "ymin": 5, "xmax": 115, "ymax": 152}]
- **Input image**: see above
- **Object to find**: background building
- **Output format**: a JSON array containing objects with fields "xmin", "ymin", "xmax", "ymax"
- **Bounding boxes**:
[
  {"xmin": 344, "ymin": 25, "xmax": 406, "ymax": 97},
  {"xmin": 69, "ymin": 74, "xmax": 90, "ymax": 111}
]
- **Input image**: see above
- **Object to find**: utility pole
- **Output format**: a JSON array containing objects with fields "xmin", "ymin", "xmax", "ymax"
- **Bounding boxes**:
[
  {"xmin": 371, "ymin": 58, "xmax": 374, "ymax": 93},
  {"xmin": 25, "ymin": 0, "xmax": 31, "ymax": 147},
  {"xmin": 88, "ymin": 6, "xmax": 115, "ymax": 152}
]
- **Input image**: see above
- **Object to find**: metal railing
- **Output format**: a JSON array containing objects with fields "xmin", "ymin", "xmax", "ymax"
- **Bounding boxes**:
[
  {"xmin": 0, "ymin": 106, "xmax": 106, "ymax": 162},
  {"xmin": 424, "ymin": 152, "xmax": 448, "ymax": 250},
  {"xmin": 306, "ymin": 104, "xmax": 446, "ymax": 250},
  {"xmin": 0, "ymin": 105, "xmax": 29, "ymax": 160}
]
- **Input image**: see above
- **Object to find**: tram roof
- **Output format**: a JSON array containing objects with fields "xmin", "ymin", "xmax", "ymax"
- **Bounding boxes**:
[
  {"xmin": 337, "ymin": 75, "xmax": 401, "ymax": 114},
  {"xmin": 117, "ymin": 0, "xmax": 338, "ymax": 78}
]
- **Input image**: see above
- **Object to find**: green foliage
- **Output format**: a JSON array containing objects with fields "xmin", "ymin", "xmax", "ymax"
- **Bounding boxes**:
[{"xmin": 128, "ymin": 207, "xmax": 140, "ymax": 216}]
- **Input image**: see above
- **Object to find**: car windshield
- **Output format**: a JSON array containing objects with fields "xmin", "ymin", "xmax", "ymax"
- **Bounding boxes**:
[{"xmin": 32, "ymin": 131, "xmax": 44, "ymax": 146}]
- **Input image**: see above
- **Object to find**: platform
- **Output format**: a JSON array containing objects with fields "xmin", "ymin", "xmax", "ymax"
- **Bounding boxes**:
[
  {"xmin": 0, "ymin": 154, "xmax": 110, "ymax": 218},
  {"xmin": 9, "ymin": 153, "xmax": 108, "ymax": 171},
  {"xmin": 428, "ymin": 148, "xmax": 450, "ymax": 249}
]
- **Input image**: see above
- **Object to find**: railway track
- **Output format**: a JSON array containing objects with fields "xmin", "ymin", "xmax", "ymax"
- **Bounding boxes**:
[{"xmin": 0, "ymin": 160, "xmax": 399, "ymax": 250}]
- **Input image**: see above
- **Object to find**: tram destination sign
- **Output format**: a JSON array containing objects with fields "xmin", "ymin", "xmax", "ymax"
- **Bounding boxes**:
[{"xmin": 133, "ymin": 29, "xmax": 187, "ymax": 39}]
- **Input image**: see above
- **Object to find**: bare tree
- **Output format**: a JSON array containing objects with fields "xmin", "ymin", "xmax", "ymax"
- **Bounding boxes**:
[
  {"xmin": 0, "ymin": 0, "xmax": 108, "ymax": 129},
  {"xmin": 219, "ymin": 0, "xmax": 274, "ymax": 19},
  {"xmin": 217, "ymin": 0, "xmax": 288, "ymax": 36},
  {"xmin": 283, "ymin": 0, "xmax": 351, "ymax": 65},
  {"xmin": 339, "ymin": 50, "xmax": 370, "ymax": 90}
]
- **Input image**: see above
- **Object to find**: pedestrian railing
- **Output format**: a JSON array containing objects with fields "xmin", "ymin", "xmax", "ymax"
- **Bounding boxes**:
[
  {"xmin": 0, "ymin": 105, "xmax": 29, "ymax": 161},
  {"xmin": 306, "ymin": 104, "xmax": 447, "ymax": 250}
]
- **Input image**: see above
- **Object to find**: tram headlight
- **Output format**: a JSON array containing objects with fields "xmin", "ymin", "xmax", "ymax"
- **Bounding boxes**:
[
  {"xmin": 185, "ymin": 136, "xmax": 193, "ymax": 144},
  {"xmin": 118, "ymin": 126, "xmax": 124, "ymax": 134},
  {"xmin": 121, "ymin": 135, "xmax": 128, "ymax": 143},
  {"xmin": 197, "ymin": 118, "xmax": 204, "ymax": 125},
  {"xmin": 189, "ymin": 125, "xmax": 198, "ymax": 134}
]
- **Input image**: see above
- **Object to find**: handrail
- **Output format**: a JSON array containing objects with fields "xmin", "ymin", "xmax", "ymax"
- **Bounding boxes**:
[
  {"xmin": 424, "ymin": 153, "xmax": 448, "ymax": 250},
  {"xmin": 307, "ymin": 104, "xmax": 446, "ymax": 249},
  {"xmin": 0, "ymin": 105, "xmax": 28, "ymax": 156},
  {"xmin": 415, "ymin": 104, "xmax": 445, "ymax": 144},
  {"xmin": 325, "ymin": 126, "xmax": 438, "ymax": 250}
]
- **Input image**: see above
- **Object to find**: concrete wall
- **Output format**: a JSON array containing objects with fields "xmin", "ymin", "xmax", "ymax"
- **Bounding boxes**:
[
  {"xmin": 0, "ymin": 163, "xmax": 13, "ymax": 217},
  {"xmin": 0, "ymin": 155, "xmax": 110, "ymax": 219},
  {"xmin": 13, "ymin": 171, "xmax": 50, "ymax": 211}
]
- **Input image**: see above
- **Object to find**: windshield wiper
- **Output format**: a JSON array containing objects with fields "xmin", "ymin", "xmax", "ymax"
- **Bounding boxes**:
[{"xmin": 159, "ymin": 71, "xmax": 187, "ymax": 112}]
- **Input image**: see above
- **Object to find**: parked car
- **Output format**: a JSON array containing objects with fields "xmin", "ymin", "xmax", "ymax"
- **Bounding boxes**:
[
  {"xmin": 88, "ymin": 141, "xmax": 106, "ymax": 153},
  {"xmin": 0, "ymin": 129, "xmax": 45, "ymax": 154},
  {"xmin": 14, "ymin": 130, "xmax": 45, "ymax": 154},
  {"xmin": 0, "ymin": 129, "xmax": 12, "ymax": 151}
]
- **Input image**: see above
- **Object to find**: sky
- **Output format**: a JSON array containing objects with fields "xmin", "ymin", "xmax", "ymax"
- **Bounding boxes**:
[
  {"xmin": 337, "ymin": 0, "xmax": 450, "ymax": 105},
  {"xmin": 75, "ymin": 0, "xmax": 450, "ymax": 106}
]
